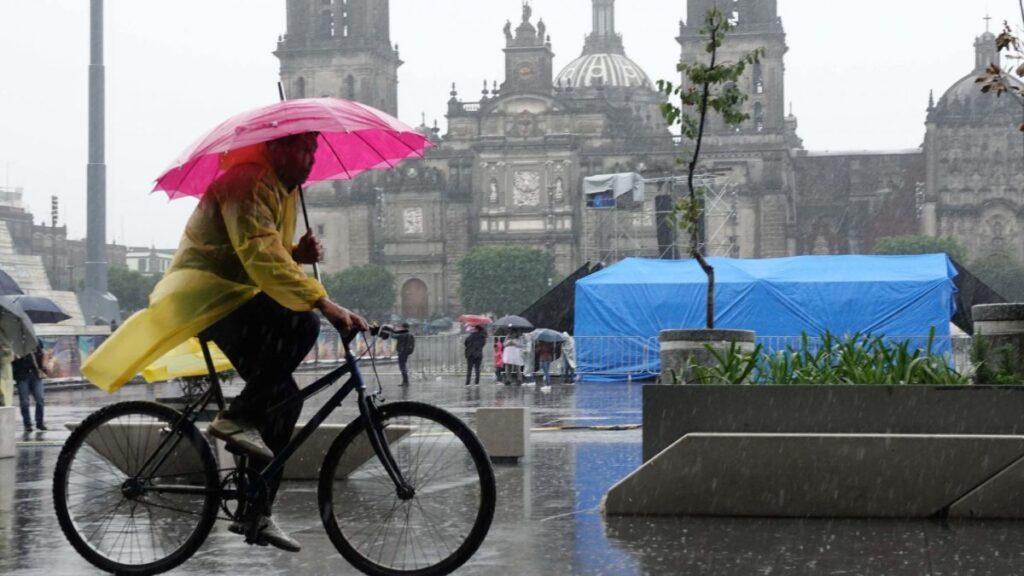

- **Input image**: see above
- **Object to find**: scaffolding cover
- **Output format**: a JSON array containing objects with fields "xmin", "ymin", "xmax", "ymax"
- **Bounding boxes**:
[{"xmin": 574, "ymin": 254, "xmax": 959, "ymax": 380}]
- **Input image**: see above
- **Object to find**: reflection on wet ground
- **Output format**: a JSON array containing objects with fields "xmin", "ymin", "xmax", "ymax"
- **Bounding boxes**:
[{"xmin": 4, "ymin": 373, "xmax": 1024, "ymax": 574}]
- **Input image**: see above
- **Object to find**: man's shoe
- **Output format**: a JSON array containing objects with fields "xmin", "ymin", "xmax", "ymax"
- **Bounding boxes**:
[
  {"xmin": 23, "ymin": 424, "xmax": 32, "ymax": 433},
  {"xmin": 207, "ymin": 415, "xmax": 274, "ymax": 460},
  {"xmin": 229, "ymin": 515, "xmax": 301, "ymax": 553},
  {"xmin": 36, "ymin": 423, "xmax": 48, "ymax": 431}
]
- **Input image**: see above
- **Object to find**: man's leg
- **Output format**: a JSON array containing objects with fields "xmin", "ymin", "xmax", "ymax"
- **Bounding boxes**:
[
  {"xmin": 202, "ymin": 293, "xmax": 319, "ymax": 510},
  {"xmin": 398, "ymin": 354, "xmax": 409, "ymax": 385},
  {"xmin": 16, "ymin": 378, "xmax": 30, "ymax": 429},
  {"xmin": 542, "ymin": 361, "xmax": 550, "ymax": 385},
  {"xmin": 31, "ymin": 375, "xmax": 44, "ymax": 427},
  {"xmin": 464, "ymin": 358, "xmax": 471, "ymax": 386},
  {"xmin": 472, "ymin": 357, "xmax": 482, "ymax": 384}
]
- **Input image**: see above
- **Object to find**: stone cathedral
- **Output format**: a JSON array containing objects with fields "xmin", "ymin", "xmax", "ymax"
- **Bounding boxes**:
[{"xmin": 275, "ymin": 0, "xmax": 1020, "ymax": 319}]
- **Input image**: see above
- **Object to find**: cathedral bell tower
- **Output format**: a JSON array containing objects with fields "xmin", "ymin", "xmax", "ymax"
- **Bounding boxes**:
[
  {"xmin": 500, "ymin": 2, "xmax": 554, "ymax": 95},
  {"xmin": 275, "ymin": 0, "xmax": 402, "ymax": 116},
  {"xmin": 679, "ymin": 0, "xmax": 786, "ymax": 138}
]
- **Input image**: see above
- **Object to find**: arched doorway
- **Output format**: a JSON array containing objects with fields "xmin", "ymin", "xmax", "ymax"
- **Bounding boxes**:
[{"xmin": 401, "ymin": 278, "xmax": 429, "ymax": 319}]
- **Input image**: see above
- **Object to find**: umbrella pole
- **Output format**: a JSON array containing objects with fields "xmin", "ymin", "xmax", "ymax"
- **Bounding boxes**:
[
  {"xmin": 298, "ymin": 186, "xmax": 320, "ymax": 283},
  {"xmin": 279, "ymin": 81, "xmax": 321, "ymax": 283}
]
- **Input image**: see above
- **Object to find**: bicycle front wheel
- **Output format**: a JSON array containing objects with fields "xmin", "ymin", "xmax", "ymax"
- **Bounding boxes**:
[
  {"xmin": 318, "ymin": 401, "xmax": 496, "ymax": 576},
  {"xmin": 53, "ymin": 401, "xmax": 219, "ymax": 575}
]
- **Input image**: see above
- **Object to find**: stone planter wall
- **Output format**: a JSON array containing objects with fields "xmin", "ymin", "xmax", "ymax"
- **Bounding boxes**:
[
  {"xmin": 658, "ymin": 329, "xmax": 756, "ymax": 384},
  {"xmin": 643, "ymin": 384, "xmax": 1024, "ymax": 462}
]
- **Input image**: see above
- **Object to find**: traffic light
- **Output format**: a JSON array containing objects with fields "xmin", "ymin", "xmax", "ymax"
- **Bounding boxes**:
[{"xmin": 51, "ymin": 196, "xmax": 58, "ymax": 227}]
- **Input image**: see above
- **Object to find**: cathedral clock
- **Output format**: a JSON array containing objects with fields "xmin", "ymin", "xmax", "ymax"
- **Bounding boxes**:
[{"xmin": 517, "ymin": 63, "xmax": 536, "ymax": 81}]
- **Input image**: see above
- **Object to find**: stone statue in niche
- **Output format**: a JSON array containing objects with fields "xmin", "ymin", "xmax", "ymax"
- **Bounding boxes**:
[
  {"xmin": 488, "ymin": 179, "xmax": 499, "ymax": 203},
  {"xmin": 553, "ymin": 178, "xmax": 564, "ymax": 202},
  {"xmin": 512, "ymin": 171, "xmax": 540, "ymax": 207}
]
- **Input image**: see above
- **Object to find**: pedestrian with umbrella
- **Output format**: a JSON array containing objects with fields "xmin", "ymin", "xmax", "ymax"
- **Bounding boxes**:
[
  {"xmin": 0, "ymin": 296, "xmax": 37, "ymax": 408},
  {"xmin": 9, "ymin": 295, "xmax": 66, "ymax": 432},
  {"xmin": 463, "ymin": 324, "xmax": 487, "ymax": 386},
  {"xmin": 81, "ymin": 97, "xmax": 430, "ymax": 552},
  {"xmin": 528, "ymin": 329, "xmax": 564, "ymax": 387}
]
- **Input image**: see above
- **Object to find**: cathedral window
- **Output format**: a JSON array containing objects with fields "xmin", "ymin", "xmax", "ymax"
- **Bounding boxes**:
[
  {"xmin": 319, "ymin": 9, "xmax": 334, "ymax": 37},
  {"xmin": 754, "ymin": 102, "xmax": 764, "ymax": 132},
  {"xmin": 753, "ymin": 63, "xmax": 764, "ymax": 94},
  {"xmin": 296, "ymin": 77, "xmax": 306, "ymax": 99},
  {"xmin": 344, "ymin": 75, "xmax": 356, "ymax": 100}
]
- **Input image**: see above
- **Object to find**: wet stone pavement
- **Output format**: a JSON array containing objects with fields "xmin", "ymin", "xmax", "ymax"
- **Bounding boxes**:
[{"xmin": 4, "ymin": 369, "xmax": 1024, "ymax": 575}]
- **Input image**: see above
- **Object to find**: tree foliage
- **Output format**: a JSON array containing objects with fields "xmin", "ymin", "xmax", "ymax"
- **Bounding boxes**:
[
  {"xmin": 968, "ymin": 254, "xmax": 1024, "ymax": 301},
  {"xmin": 976, "ymin": 2, "xmax": 1024, "ymax": 130},
  {"xmin": 107, "ymin": 266, "xmax": 161, "ymax": 317},
  {"xmin": 322, "ymin": 264, "xmax": 396, "ymax": 322},
  {"xmin": 459, "ymin": 246, "xmax": 551, "ymax": 317},
  {"xmin": 657, "ymin": 7, "xmax": 764, "ymax": 328},
  {"xmin": 872, "ymin": 235, "xmax": 968, "ymax": 263}
]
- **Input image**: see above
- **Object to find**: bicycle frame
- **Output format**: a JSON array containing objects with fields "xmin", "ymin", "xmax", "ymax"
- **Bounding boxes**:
[{"xmin": 136, "ymin": 335, "xmax": 414, "ymax": 503}]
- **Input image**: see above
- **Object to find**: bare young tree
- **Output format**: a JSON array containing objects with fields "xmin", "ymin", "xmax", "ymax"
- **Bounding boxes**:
[{"xmin": 657, "ymin": 8, "xmax": 764, "ymax": 329}]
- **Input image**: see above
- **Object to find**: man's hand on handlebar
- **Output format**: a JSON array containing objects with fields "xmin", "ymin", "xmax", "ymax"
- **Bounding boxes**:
[{"xmin": 315, "ymin": 298, "xmax": 369, "ymax": 338}]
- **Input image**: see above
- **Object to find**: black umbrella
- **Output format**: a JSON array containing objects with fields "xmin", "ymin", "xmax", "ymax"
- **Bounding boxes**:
[
  {"xmin": 494, "ymin": 315, "xmax": 534, "ymax": 330},
  {"xmin": 11, "ymin": 295, "xmax": 71, "ymax": 324},
  {"xmin": 0, "ymin": 296, "xmax": 37, "ymax": 357},
  {"xmin": 0, "ymin": 270, "xmax": 23, "ymax": 296},
  {"xmin": 529, "ymin": 328, "xmax": 565, "ymax": 343}
]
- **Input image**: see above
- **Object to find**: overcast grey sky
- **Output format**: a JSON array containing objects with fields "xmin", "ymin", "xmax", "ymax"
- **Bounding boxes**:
[{"xmin": 0, "ymin": 0, "xmax": 1018, "ymax": 248}]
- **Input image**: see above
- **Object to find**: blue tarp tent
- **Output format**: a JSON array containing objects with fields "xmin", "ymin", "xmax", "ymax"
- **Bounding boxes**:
[{"xmin": 574, "ymin": 254, "xmax": 958, "ymax": 380}]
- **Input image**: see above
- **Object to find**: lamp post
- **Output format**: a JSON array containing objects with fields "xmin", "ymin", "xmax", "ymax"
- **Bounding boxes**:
[{"xmin": 51, "ymin": 195, "xmax": 58, "ymax": 289}]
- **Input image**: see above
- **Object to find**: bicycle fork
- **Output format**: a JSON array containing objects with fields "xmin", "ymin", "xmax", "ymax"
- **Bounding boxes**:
[{"xmin": 358, "ymin": 394, "xmax": 415, "ymax": 500}]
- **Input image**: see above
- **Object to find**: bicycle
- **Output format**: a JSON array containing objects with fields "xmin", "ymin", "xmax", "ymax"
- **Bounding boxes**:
[{"xmin": 52, "ymin": 326, "xmax": 497, "ymax": 576}]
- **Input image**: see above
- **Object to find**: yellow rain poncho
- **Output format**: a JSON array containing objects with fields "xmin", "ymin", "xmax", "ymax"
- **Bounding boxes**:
[
  {"xmin": 141, "ymin": 338, "xmax": 233, "ymax": 383},
  {"xmin": 82, "ymin": 145, "xmax": 326, "ymax": 392}
]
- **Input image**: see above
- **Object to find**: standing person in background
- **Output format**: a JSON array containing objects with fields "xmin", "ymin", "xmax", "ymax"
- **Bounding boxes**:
[
  {"xmin": 561, "ymin": 331, "xmax": 576, "ymax": 383},
  {"xmin": 536, "ymin": 339, "xmax": 555, "ymax": 387},
  {"xmin": 463, "ymin": 325, "xmax": 486, "ymax": 386},
  {"xmin": 393, "ymin": 322, "xmax": 415, "ymax": 386},
  {"xmin": 14, "ymin": 343, "xmax": 48, "ymax": 432},
  {"xmin": 502, "ymin": 334, "xmax": 524, "ymax": 386},
  {"xmin": 0, "ymin": 341, "xmax": 11, "ymax": 408},
  {"xmin": 493, "ymin": 338, "xmax": 505, "ymax": 384}
]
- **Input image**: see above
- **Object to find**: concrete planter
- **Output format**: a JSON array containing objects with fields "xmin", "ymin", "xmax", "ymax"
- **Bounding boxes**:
[
  {"xmin": 973, "ymin": 303, "xmax": 1024, "ymax": 373},
  {"xmin": 0, "ymin": 407, "xmax": 14, "ymax": 459},
  {"xmin": 657, "ymin": 329, "xmax": 756, "ymax": 384},
  {"xmin": 643, "ymin": 384, "xmax": 1024, "ymax": 462}
]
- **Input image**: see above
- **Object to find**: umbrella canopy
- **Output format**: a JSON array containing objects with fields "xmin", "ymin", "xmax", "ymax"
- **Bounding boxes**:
[
  {"xmin": 11, "ymin": 295, "xmax": 71, "ymax": 324},
  {"xmin": 0, "ymin": 296, "xmax": 37, "ymax": 357},
  {"xmin": 494, "ymin": 315, "xmax": 534, "ymax": 330},
  {"xmin": 527, "ymin": 328, "xmax": 565, "ymax": 343},
  {"xmin": 154, "ymin": 98, "xmax": 432, "ymax": 199},
  {"xmin": 458, "ymin": 314, "xmax": 492, "ymax": 327},
  {"xmin": 0, "ymin": 270, "xmax": 23, "ymax": 296}
]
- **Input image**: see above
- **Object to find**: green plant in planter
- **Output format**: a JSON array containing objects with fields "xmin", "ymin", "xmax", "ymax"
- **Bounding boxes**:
[
  {"xmin": 971, "ymin": 334, "xmax": 1024, "ymax": 384},
  {"xmin": 671, "ymin": 330, "xmax": 968, "ymax": 385},
  {"xmin": 657, "ymin": 8, "xmax": 764, "ymax": 329}
]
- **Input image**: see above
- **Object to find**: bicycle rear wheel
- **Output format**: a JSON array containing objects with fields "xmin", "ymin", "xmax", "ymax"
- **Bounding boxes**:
[
  {"xmin": 53, "ymin": 401, "xmax": 219, "ymax": 575},
  {"xmin": 318, "ymin": 401, "xmax": 496, "ymax": 576}
]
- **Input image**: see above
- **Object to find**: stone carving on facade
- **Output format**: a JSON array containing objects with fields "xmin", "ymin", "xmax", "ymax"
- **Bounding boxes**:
[
  {"xmin": 488, "ymin": 179, "xmax": 500, "ymax": 203},
  {"xmin": 553, "ymin": 177, "xmax": 564, "ymax": 202},
  {"xmin": 403, "ymin": 207, "xmax": 424, "ymax": 235},
  {"xmin": 512, "ymin": 171, "xmax": 541, "ymax": 207}
]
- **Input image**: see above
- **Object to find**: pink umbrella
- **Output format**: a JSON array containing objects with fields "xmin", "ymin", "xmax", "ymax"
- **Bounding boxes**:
[
  {"xmin": 458, "ymin": 314, "xmax": 493, "ymax": 327},
  {"xmin": 154, "ymin": 97, "xmax": 431, "ymax": 199}
]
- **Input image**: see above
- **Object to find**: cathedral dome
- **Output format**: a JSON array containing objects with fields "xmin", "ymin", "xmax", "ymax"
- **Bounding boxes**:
[
  {"xmin": 933, "ymin": 31, "xmax": 1021, "ymax": 118},
  {"xmin": 555, "ymin": 52, "xmax": 652, "ymax": 89}
]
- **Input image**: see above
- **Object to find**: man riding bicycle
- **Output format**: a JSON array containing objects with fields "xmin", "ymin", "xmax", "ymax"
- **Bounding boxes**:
[{"xmin": 83, "ymin": 132, "xmax": 368, "ymax": 552}]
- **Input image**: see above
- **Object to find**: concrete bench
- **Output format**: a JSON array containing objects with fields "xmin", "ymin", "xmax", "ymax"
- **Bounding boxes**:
[
  {"xmin": 476, "ymin": 407, "xmax": 530, "ymax": 462},
  {"xmin": 603, "ymin": 433, "xmax": 1024, "ymax": 519},
  {"xmin": 0, "ymin": 407, "xmax": 15, "ymax": 459},
  {"xmin": 68, "ymin": 421, "xmax": 412, "ymax": 481}
]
